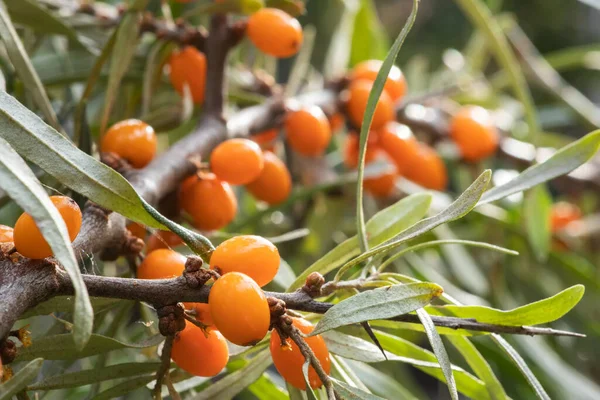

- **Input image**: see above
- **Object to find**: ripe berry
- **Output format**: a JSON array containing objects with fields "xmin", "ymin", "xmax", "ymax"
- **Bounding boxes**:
[
  {"xmin": 285, "ymin": 106, "xmax": 332, "ymax": 156},
  {"xmin": 270, "ymin": 318, "xmax": 331, "ymax": 390},
  {"xmin": 247, "ymin": 8, "xmax": 303, "ymax": 58},
  {"xmin": 364, "ymin": 169, "xmax": 397, "ymax": 198},
  {"xmin": 329, "ymin": 113, "xmax": 345, "ymax": 133},
  {"xmin": 180, "ymin": 173, "xmax": 238, "ymax": 231},
  {"xmin": 209, "ymin": 272, "xmax": 270, "ymax": 346},
  {"xmin": 351, "ymin": 60, "xmax": 407, "ymax": 102},
  {"xmin": 246, "ymin": 151, "xmax": 292, "ymax": 205},
  {"xmin": 346, "ymin": 80, "xmax": 394, "ymax": 131},
  {"xmin": 190, "ymin": 303, "xmax": 214, "ymax": 327},
  {"xmin": 101, "ymin": 119, "xmax": 157, "ymax": 168},
  {"xmin": 14, "ymin": 196, "xmax": 82, "ymax": 259},
  {"xmin": 168, "ymin": 46, "xmax": 207, "ymax": 104},
  {"xmin": 127, "ymin": 222, "xmax": 146, "ymax": 241},
  {"xmin": 137, "ymin": 249, "xmax": 186, "ymax": 280},
  {"xmin": 0, "ymin": 225, "xmax": 13, "ymax": 243},
  {"xmin": 405, "ymin": 143, "xmax": 448, "ymax": 191},
  {"xmin": 252, "ymin": 129, "xmax": 278, "ymax": 149},
  {"xmin": 147, "ymin": 230, "xmax": 184, "ymax": 253},
  {"xmin": 378, "ymin": 122, "xmax": 419, "ymax": 174},
  {"xmin": 450, "ymin": 106, "xmax": 499, "ymax": 162},
  {"xmin": 211, "ymin": 139, "xmax": 265, "ymax": 185},
  {"xmin": 551, "ymin": 202, "xmax": 582, "ymax": 232},
  {"xmin": 171, "ymin": 321, "xmax": 229, "ymax": 377},
  {"xmin": 343, "ymin": 132, "xmax": 381, "ymax": 169},
  {"xmin": 210, "ymin": 235, "xmax": 280, "ymax": 287}
]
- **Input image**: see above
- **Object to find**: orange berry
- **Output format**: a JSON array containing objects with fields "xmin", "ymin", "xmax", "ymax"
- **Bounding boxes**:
[
  {"xmin": 190, "ymin": 303, "xmax": 214, "ymax": 327},
  {"xmin": 450, "ymin": 106, "xmax": 499, "ymax": 162},
  {"xmin": 270, "ymin": 318, "xmax": 331, "ymax": 390},
  {"xmin": 101, "ymin": 119, "xmax": 157, "ymax": 168},
  {"xmin": 147, "ymin": 230, "xmax": 184, "ymax": 252},
  {"xmin": 378, "ymin": 122, "xmax": 419, "ymax": 174},
  {"xmin": 210, "ymin": 139, "xmax": 265, "ymax": 185},
  {"xmin": 137, "ymin": 249, "xmax": 186, "ymax": 280},
  {"xmin": 14, "ymin": 196, "xmax": 82, "ymax": 259},
  {"xmin": 551, "ymin": 202, "xmax": 582, "ymax": 232},
  {"xmin": 180, "ymin": 173, "xmax": 238, "ymax": 231},
  {"xmin": 405, "ymin": 143, "xmax": 447, "ymax": 191},
  {"xmin": 0, "ymin": 225, "xmax": 13, "ymax": 243},
  {"xmin": 210, "ymin": 235, "xmax": 280, "ymax": 287},
  {"xmin": 247, "ymin": 8, "xmax": 303, "ymax": 58},
  {"xmin": 168, "ymin": 46, "xmax": 207, "ymax": 104},
  {"xmin": 171, "ymin": 321, "xmax": 229, "ymax": 377},
  {"xmin": 252, "ymin": 129, "xmax": 279, "ymax": 148},
  {"xmin": 246, "ymin": 151, "xmax": 292, "ymax": 205},
  {"xmin": 343, "ymin": 133, "xmax": 381, "ymax": 169},
  {"xmin": 209, "ymin": 272, "xmax": 270, "ymax": 346},
  {"xmin": 285, "ymin": 106, "xmax": 332, "ymax": 156},
  {"xmin": 329, "ymin": 113, "xmax": 345, "ymax": 133},
  {"xmin": 364, "ymin": 169, "xmax": 397, "ymax": 198},
  {"xmin": 127, "ymin": 222, "xmax": 146, "ymax": 241},
  {"xmin": 351, "ymin": 60, "xmax": 407, "ymax": 102},
  {"xmin": 346, "ymin": 80, "xmax": 395, "ymax": 131}
]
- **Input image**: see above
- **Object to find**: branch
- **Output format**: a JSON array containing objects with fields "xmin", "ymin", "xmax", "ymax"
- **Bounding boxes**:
[{"xmin": 152, "ymin": 335, "xmax": 174, "ymax": 400}]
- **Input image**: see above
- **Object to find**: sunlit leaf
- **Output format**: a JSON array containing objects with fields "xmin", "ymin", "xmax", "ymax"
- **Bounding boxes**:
[
  {"xmin": 350, "ymin": 0, "xmax": 389, "ymax": 65},
  {"xmin": 0, "ymin": 359, "xmax": 43, "ymax": 400},
  {"xmin": 332, "ymin": 378, "xmax": 386, "ymax": 400},
  {"xmin": 91, "ymin": 375, "xmax": 155, "ymax": 400},
  {"xmin": 524, "ymin": 184, "xmax": 552, "ymax": 261}
]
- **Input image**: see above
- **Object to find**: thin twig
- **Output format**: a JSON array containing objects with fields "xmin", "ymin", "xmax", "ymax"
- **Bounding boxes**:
[{"xmin": 152, "ymin": 335, "xmax": 174, "ymax": 400}]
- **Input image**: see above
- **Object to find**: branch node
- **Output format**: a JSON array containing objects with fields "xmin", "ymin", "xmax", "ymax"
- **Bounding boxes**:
[
  {"xmin": 302, "ymin": 272, "xmax": 325, "ymax": 297},
  {"xmin": 101, "ymin": 152, "xmax": 133, "ymax": 175},
  {"xmin": 183, "ymin": 257, "xmax": 218, "ymax": 288},
  {"xmin": 0, "ymin": 339, "xmax": 17, "ymax": 365},
  {"xmin": 157, "ymin": 304, "xmax": 186, "ymax": 336}
]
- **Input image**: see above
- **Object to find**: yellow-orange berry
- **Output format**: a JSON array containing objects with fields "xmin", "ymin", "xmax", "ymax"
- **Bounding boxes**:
[
  {"xmin": 101, "ymin": 119, "xmax": 157, "ymax": 168},
  {"xmin": 247, "ymin": 8, "xmax": 303, "ymax": 58},
  {"xmin": 405, "ymin": 144, "xmax": 447, "ymax": 191},
  {"xmin": 169, "ymin": 46, "xmax": 207, "ymax": 104},
  {"xmin": 246, "ymin": 151, "xmax": 292, "ymax": 205},
  {"xmin": 180, "ymin": 173, "xmax": 238, "ymax": 231},
  {"xmin": 0, "ymin": 225, "xmax": 13, "ymax": 243},
  {"xmin": 378, "ymin": 122, "xmax": 419, "ymax": 174},
  {"xmin": 364, "ymin": 169, "xmax": 397, "ymax": 198},
  {"xmin": 209, "ymin": 272, "xmax": 270, "ymax": 346},
  {"xmin": 329, "ymin": 113, "xmax": 345, "ymax": 133},
  {"xmin": 346, "ymin": 80, "xmax": 394, "ymax": 131},
  {"xmin": 137, "ymin": 248, "xmax": 186, "ymax": 280},
  {"xmin": 147, "ymin": 230, "xmax": 184, "ymax": 252},
  {"xmin": 285, "ymin": 106, "xmax": 332, "ymax": 156},
  {"xmin": 171, "ymin": 321, "xmax": 229, "ymax": 377},
  {"xmin": 343, "ymin": 132, "xmax": 381, "ymax": 169},
  {"xmin": 252, "ymin": 129, "xmax": 279, "ymax": 150},
  {"xmin": 190, "ymin": 303, "xmax": 214, "ymax": 327},
  {"xmin": 127, "ymin": 222, "xmax": 146, "ymax": 241},
  {"xmin": 450, "ymin": 106, "xmax": 499, "ymax": 162},
  {"xmin": 210, "ymin": 235, "xmax": 279, "ymax": 287},
  {"xmin": 270, "ymin": 318, "xmax": 331, "ymax": 390},
  {"xmin": 14, "ymin": 196, "xmax": 82, "ymax": 259},
  {"xmin": 210, "ymin": 139, "xmax": 265, "ymax": 185},
  {"xmin": 551, "ymin": 202, "xmax": 582, "ymax": 232},
  {"xmin": 351, "ymin": 60, "xmax": 407, "ymax": 102}
]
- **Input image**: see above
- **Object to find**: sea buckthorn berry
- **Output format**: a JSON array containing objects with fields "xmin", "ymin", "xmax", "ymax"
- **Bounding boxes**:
[
  {"xmin": 346, "ymin": 80, "xmax": 394, "ymax": 131},
  {"xmin": 329, "ymin": 113, "xmax": 345, "ymax": 133},
  {"xmin": 209, "ymin": 272, "xmax": 270, "ymax": 346},
  {"xmin": 285, "ymin": 106, "xmax": 332, "ymax": 156},
  {"xmin": 210, "ymin": 235, "xmax": 280, "ymax": 287},
  {"xmin": 247, "ymin": 8, "xmax": 303, "ymax": 58},
  {"xmin": 343, "ymin": 133, "xmax": 381, "ymax": 169},
  {"xmin": 378, "ymin": 122, "xmax": 419, "ymax": 174},
  {"xmin": 147, "ymin": 230, "xmax": 184, "ymax": 252},
  {"xmin": 171, "ymin": 321, "xmax": 229, "ymax": 377},
  {"xmin": 246, "ymin": 151, "xmax": 292, "ymax": 205},
  {"xmin": 180, "ymin": 173, "xmax": 238, "ymax": 231},
  {"xmin": 405, "ymin": 143, "xmax": 448, "ymax": 191},
  {"xmin": 0, "ymin": 225, "xmax": 13, "ymax": 243},
  {"xmin": 551, "ymin": 202, "xmax": 582, "ymax": 232},
  {"xmin": 127, "ymin": 223, "xmax": 146, "ymax": 241},
  {"xmin": 364, "ymin": 169, "xmax": 397, "ymax": 198},
  {"xmin": 252, "ymin": 129, "xmax": 278, "ymax": 149},
  {"xmin": 270, "ymin": 318, "xmax": 331, "ymax": 390},
  {"xmin": 101, "ymin": 119, "xmax": 157, "ymax": 168},
  {"xmin": 190, "ymin": 303, "xmax": 214, "ymax": 327},
  {"xmin": 138, "ymin": 249, "xmax": 186, "ymax": 280},
  {"xmin": 351, "ymin": 60, "xmax": 407, "ymax": 102},
  {"xmin": 168, "ymin": 46, "xmax": 207, "ymax": 104},
  {"xmin": 450, "ymin": 106, "xmax": 499, "ymax": 162},
  {"xmin": 14, "ymin": 196, "xmax": 82, "ymax": 259},
  {"xmin": 210, "ymin": 139, "xmax": 265, "ymax": 185}
]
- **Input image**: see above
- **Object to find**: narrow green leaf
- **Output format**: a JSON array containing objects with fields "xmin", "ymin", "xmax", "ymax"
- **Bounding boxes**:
[
  {"xmin": 20, "ymin": 297, "xmax": 121, "ymax": 319},
  {"xmin": 248, "ymin": 375, "xmax": 289, "ymax": 400},
  {"xmin": 27, "ymin": 362, "xmax": 162, "ymax": 391},
  {"xmin": 336, "ymin": 171, "xmax": 491, "ymax": 280},
  {"xmin": 0, "ymin": 359, "xmax": 43, "ymax": 400},
  {"xmin": 288, "ymin": 193, "xmax": 431, "ymax": 291},
  {"xmin": 355, "ymin": 0, "xmax": 419, "ymax": 253},
  {"xmin": 0, "ymin": 4, "xmax": 60, "ymax": 130},
  {"xmin": 301, "ymin": 362, "xmax": 318, "ymax": 400},
  {"xmin": 190, "ymin": 351, "xmax": 272, "ymax": 400},
  {"xmin": 91, "ymin": 375, "xmax": 155, "ymax": 400},
  {"xmin": 16, "ymin": 333, "xmax": 164, "ymax": 361},
  {"xmin": 416, "ymin": 309, "xmax": 458, "ymax": 400},
  {"xmin": 428, "ymin": 285, "xmax": 584, "ymax": 326},
  {"xmin": 479, "ymin": 130, "xmax": 600, "ymax": 205},
  {"xmin": 332, "ymin": 378, "xmax": 386, "ymax": 400},
  {"xmin": 345, "ymin": 360, "xmax": 421, "ymax": 400},
  {"xmin": 311, "ymin": 282, "xmax": 443, "ymax": 336},
  {"xmin": 0, "ymin": 138, "xmax": 92, "ymax": 350},
  {"xmin": 350, "ymin": 0, "xmax": 389, "ymax": 65},
  {"xmin": 524, "ymin": 184, "xmax": 552, "ymax": 261}
]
